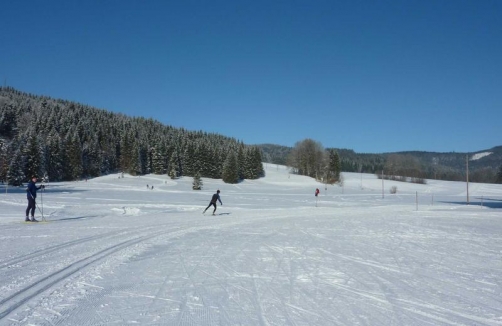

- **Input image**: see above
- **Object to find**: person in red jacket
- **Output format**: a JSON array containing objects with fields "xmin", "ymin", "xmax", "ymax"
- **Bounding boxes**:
[{"xmin": 315, "ymin": 188, "xmax": 320, "ymax": 197}]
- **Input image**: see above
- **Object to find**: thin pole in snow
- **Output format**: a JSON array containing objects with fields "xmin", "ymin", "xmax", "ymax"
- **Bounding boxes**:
[
  {"xmin": 466, "ymin": 155, "xmax": 470, "ymax": 205},
  {"xmin": 416, "ymin": 191, "xmax": 418, "ymax": 211},
  {"xmin": 381, "ymin": 170, "xmax": 384, "ymax": 199}
]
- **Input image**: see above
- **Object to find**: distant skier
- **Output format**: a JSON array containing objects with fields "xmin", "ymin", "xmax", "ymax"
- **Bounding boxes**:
[
  {"xmin": 26, "ymin": 176, "xmax": 44, "ymax": 222},
  {"xmin": 315, "ymin": 188, "xmax": 320, "ymax": 197},
  {"xmin": 203, "ymin": 190, "xmax": 222, "ymax": 215}
]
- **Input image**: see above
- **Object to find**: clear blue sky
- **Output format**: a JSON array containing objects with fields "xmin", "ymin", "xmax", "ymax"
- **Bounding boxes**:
[{"xmin": 1, "ymin": 0, "xmax": 500, "ymax": 153}]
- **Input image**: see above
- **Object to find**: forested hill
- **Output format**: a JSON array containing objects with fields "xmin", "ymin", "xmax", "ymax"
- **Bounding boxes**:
[
  {"xmin": 258, "ymin": 144, "xmax": 502, "ymax": 183},
  {"xmin": 0, "ymin": 87, "xmax": 264, "ymax": 185}
]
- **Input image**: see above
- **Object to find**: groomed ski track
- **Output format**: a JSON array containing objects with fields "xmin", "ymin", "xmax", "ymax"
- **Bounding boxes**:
[{"xmin": 0, "ymin": 164, "xmax": 501, "ymax": 325}]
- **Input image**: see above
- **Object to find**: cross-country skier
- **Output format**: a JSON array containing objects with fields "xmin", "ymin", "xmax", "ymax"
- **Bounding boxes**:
[
  {"xmin": 26, "ymin": 176, "xmax": 44, "ymax": 222},
  {"xmin": 203, "ymin": 190, "xmax": 222, "ymax": 215}
]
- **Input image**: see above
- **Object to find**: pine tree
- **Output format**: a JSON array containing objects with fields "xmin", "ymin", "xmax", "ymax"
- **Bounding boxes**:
[
  {"xmin": 7, "ymin": 149, "xmax": 25, "ymax": 186},
  {"xmin": 168, "ymin": 154, "xmax": 179, "ymax": 179},
  {"xmin": 237, "ymin": 143, "xmax": 246, "ymax": 180},
  {"xmin": 150, "ymin": 144, "xmax": 162, "ymax": 174},
  {"xmin": 183, "ymin": 142, "xmax": 197, "ymax": 176},
  {"xmin": 0, "ymin": 104, "xmax": 18, "ymax": 139},
  {"xmin": 192, "ymin": 172, "xmax": 203, "ymax": 190},
  {"xmin": 82, "ymin": 138, "xmax": 101, "ymax": 178},
  {"xmin": 497, "ymin": 165, "xmax": 502, "ymax": 184},
  {"xmin": 252, "ymin": 146, "xmax": 265, "ymax": 178},
  {"xmin": 222, "ymin": 151, "xmax": 239, "ymax": 183},
  {"xmin": 45, "ymin": 130, "xmax": 64, "ymax": 181},
  {"xmin": 65, "ymin": 132, "xmax": 83, "ymax": 180},
  {"xmin": 243, "ymin": 146, "xmax": 264, "ymax": 179},
  {"xmin": 0, "ymin": 138, "xmax": 8, "ymax": 182},
  {"xmin": 129, "ymin": 141, "xmax": 141, "ymax": 176},
  {"xmin": 24, "ymin": 133, "xmax": 42, "ymax": 179},
  {"xmin": 119, "ymin": 131, "xmax": 133, "ymax": 173},
  {"xmin": 327, "ymin": 149, "xmax": 341, "ymax": 183}
]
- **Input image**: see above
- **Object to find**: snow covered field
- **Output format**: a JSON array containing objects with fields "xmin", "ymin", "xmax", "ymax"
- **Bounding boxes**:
[{"xmin": 1, "ymin": 163, "xmax": 501, "ymax": 325}]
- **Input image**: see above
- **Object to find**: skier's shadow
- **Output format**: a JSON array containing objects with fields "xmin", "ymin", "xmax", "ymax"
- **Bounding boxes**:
[
  {"xmin": 51, "ymin": 215, "xmax": 97, "ymax": 222},
  {"xmin": 217, "ymin": 212, "xmax": 231, "ymax": 216}
]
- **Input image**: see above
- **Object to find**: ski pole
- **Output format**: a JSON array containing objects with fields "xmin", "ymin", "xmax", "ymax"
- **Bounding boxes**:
[
  {"xmin": 41, "ymin": 180, "xmax": 45, "ymax": 220},
  {"xmin": 41, "ymin": 186, "xmax": 45, "ymax": 221}
]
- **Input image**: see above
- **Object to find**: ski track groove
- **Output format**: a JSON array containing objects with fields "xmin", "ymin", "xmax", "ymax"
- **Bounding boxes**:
[
  {"xmin": 281, "ymin": 227, "xmax": 342, "ymax": 325},
  {"xmin": 0, "ymin": 228, "xmax": 168, "ymax": 321},
  {"xmin": 0, "ymin": 221, "xmax": 214, "ymax": 323},
  {"xmin": 0, "ymin": 229, "xmax": 132, "ymax": 270}
]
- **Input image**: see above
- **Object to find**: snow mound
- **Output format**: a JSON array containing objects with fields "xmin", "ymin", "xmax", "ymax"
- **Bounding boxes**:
[{"xmin": 111, "ymin": 207, "xmax": 141, "ymax": 215}]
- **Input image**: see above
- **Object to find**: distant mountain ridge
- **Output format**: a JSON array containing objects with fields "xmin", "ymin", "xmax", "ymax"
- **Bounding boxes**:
[{"xmin": 257, "ymin": 144, "xmax": 502, "ymax": 183}]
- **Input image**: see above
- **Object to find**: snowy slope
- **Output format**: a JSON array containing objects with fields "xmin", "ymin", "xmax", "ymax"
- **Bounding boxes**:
[{"xmin": 0, "ymin": 163, "xmax": 501, "ymax": 325}]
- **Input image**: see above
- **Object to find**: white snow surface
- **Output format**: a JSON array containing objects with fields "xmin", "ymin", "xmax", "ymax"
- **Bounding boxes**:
[
  {"xmin": 471, "ymin": 152, "xmax": 493, "ymax": 160},
  {"xmin": 1, "ymin": 163, "xmax": 502, "ymax": 325}
]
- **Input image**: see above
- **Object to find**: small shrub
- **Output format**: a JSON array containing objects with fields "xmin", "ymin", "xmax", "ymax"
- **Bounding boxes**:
[{"xmin": 410, "ymin": 177, "xmax": 427, "ymax": 184}]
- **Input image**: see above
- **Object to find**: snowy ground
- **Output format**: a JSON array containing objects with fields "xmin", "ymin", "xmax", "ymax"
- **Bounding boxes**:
[{"xmin": 0, "ymin": 163, "xmax": 501, "ymax": 325}]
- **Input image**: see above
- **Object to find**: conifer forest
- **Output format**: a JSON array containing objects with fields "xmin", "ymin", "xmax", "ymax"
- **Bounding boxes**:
[{"xmin": 0, "ymin": 87, "xmax": 264, "ymax": 185}]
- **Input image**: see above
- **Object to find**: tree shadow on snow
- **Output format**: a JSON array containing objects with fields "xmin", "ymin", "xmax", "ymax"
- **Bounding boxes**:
[
  {"xmin": 0, "ymin": 185, "xmax": 87, "ymax": 195},
  {"xmin": 440, "ymin": 198, "xmax": 502, "ymax": 209}
]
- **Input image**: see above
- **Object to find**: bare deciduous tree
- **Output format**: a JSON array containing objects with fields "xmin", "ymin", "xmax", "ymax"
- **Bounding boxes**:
[{"xmin": 288, "ymin": 139, "xmax": 325, "ymax": 179}]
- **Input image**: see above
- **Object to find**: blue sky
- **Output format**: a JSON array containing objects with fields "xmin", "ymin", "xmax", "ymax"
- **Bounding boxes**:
[{"xmin": 1, "ymin": 0, "xmax": 500, "ymax": 153}]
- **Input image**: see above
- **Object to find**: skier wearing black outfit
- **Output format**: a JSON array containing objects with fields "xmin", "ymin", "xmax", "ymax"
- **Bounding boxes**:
[
  {"xmin": 203, "ymin": 190, "xmax": 222, "ymax": 215},
  {"xmin": 26, "ymin": 176, "xmax": 44, "ymax": 222}
]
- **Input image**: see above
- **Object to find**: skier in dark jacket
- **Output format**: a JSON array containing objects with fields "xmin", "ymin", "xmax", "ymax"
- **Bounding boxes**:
[
  {"xmin": 26, "ymin": 176, "xmax": 43, "ymax": 222},
  {"xmin": 203, "ymin": 190, "xmax": 222, "ymax": 215}
]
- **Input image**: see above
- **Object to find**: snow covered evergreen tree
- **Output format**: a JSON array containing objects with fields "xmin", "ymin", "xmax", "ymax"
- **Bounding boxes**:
[
  {"xmin": 237, "ymin": 143, "xmax": 246, "ymax": 180},
  {"xmin": 7, "ymin": 148, "xmax": 25, "ymax": 186},
  {"xmin": 24, "ymin": 133, "xmax": 42, "ymax": 179},
  {"xmin": 243, "ymin": 146, "xmax": 264, "ymax": 179},
  {"xmin": 327, "ymin": 149, "xmax": 341, "ymax": 183},
  {"xmin": 0, "ymin": 138, "xmax": 8, "ymax": 182},
  {"xmin": 497, "ymin": 165, "xmax": 502, "ymax": 184},
  {"xmin": 222, "ymin": 151, "xmax": 239, "ymax": 184},
  {"xmin": 192, "ymin": 172, "xmax": 203, "ymax": 190},
  {"xmin": 45, "ymin": 130, "xmax": 64, "ymax": 181},
  {"xmin": 65, "ymin": 132, "xmax": 83, "ymax": 180},
  {"xmin": 168, "ymin": 154, "xmax": 179, "ymax": 179},
  {"xmin": 151, "ymin": 143, "xmax": 166, "ymax": 174}
]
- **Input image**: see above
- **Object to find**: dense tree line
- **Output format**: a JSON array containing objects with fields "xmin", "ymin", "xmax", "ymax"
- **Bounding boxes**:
[
  {"xmin": 260, "ymin": 144, "xmax": 502, "ymax": 184},
  {"xmin": 0, "ymin": 87, "xmax": 264, "ymax": 185},
  {"xmin": 497, "ymin": 165, "xmax": 502, "ymax": 184}
]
